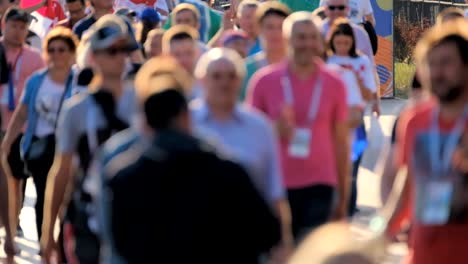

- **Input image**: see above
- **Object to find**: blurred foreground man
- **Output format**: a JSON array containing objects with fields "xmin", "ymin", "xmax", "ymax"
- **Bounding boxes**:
[
  {"xmin": 389, "ymin": 19, "xmax": 468, "ymax": 264},
  {"xmin": 107, "ymin": 57, "xmax": 281, "ymax": 263}
]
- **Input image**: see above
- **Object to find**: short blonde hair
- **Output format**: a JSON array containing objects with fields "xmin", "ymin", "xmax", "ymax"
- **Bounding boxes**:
[
  {"xmin": 436, "ymin": 7, "xmax": 465, "ymax": 25},
  {"xmin": 414, "ymin": 19, "xmax": 468, "ymax": 66},
  {"xmin": 237, "ymin": 0, "xmax": 259, "ymax": 18},
  {"xmin": 255, "ymin": 1, "xmax": 291, "ymax": 25},
  {"xmin": 282, "ymin": 11, "xmax": 322, "ymax": 39},
  {"xmin": 135, "ymin": 55, "xmax": 193, "ymax": 101},
  {"xmin": 162, "ymin": 25, "xmax": 199, "ymax": 53},
  {"xmin": 171, "ymin": 3, "xmax": 200, "ymax": 24},
  {"xmin": 194, "ymin": 48, "xmax": 246, "ymax": 80},
  {"xmin": 43, "ymin": 26, "xmax": 79, "ymax": 60}
]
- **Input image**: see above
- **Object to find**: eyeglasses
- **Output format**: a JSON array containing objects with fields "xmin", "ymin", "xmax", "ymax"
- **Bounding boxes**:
[
  {"xmin": 328, "ymin": 5, "xmax": 346, "ymax": 11},
  {"xmin": 96, "ymin": 47, "xmax": 130, "ymax": 56},
  {"xmin": 47, "ymin": 47, "xmax": 68, "ymax": 54}
]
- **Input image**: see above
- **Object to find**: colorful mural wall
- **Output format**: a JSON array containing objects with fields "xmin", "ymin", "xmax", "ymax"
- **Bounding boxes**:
[{"xmin": 371, "ymin": 0, "xmax": 393, "ymax": 97}]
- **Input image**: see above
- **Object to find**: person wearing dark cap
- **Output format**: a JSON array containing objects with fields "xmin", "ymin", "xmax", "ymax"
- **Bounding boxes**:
[
  {"xmin": 135, "ymin": 7, "xmax": 161, "ymax": 49},
  {"xmin": 218, "ymin": 29, "xmax": 249, "ymax": 58},
  {"xmin": 105, "ymin": 57, "xmax": 281, "ymax": 264},
  {"xmin": 79, "ymin": 56, "xmax": 192, "ymax": 263},
  {"xmin": 73, "ymin": 1, "xmax": 145, "ymax": 61},
  {"xmin": 40, "ymin": 14, "xmax": 138, "ymax": 264},
  {"xmin": 0, "ymin": 7, "xmax": 44, "ymax": 255},
  {"xmin": 115, "ymin": 7, "xmax": 137, "ymax": 23}
]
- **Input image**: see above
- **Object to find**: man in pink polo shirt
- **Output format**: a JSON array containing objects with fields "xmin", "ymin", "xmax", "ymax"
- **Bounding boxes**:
[{"xmin": 246, "ymin": 11, "xmax": 350, "ymax": 241}]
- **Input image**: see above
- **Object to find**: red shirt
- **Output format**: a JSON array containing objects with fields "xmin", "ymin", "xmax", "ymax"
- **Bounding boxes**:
[
  {"xmin": 246, "ymin": 60, "xmax": 348, "ymax": 189},
  {"xmin": 396, "ymin": 100, "xmax": 468, "ymax": 264}
]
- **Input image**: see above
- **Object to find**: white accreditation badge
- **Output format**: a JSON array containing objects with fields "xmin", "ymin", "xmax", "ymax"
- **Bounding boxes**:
[
  {"xmin": 421, "ymin": 181, "xmax": 454, "ymax": 225},
  {"xmin": 288, "ymin": 128, "xmax": 312, "ymax": 158}
]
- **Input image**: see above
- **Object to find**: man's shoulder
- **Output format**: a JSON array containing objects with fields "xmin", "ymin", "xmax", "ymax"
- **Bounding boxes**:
[
  {"xmin": 22, "ymin": 44, "xmax": 42, "ymax": 58},
  {"xmin": 245, "ymin": 52, "xmax": 266, "ymax": 67},
  {"xmin": 236, "ymin": 104, "xmax": 272, "ymax": 129},
  {"xmin": 73, "ymin": 15, "xmax": 96, "ymax": 34},
  {"xmin": 401, "ymin": 99, "xmax": 435, "ymax": 129},
  {"xmin": 62, "ymin": 92, "xmax": 91, "ymax": 116},
  {"xmin": 252, "ymin": 62, "xmax": 285, "ymax": 84},
  {"xmin": 351, "ymin": 23, "xmax": 370, "ymax": 37},
  {"xmin": 101, "ymin": 129, "xmax": 141, "ymax": 165}
]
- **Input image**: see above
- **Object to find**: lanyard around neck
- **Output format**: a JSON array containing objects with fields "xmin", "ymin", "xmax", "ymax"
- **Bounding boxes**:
[
  {"xmin": 430, "ymin": 106, "xmax": 468, "ymax": 175},
  {"xmin": 281, "ymin": 73, "xmax": 322, "ymax": 125}
]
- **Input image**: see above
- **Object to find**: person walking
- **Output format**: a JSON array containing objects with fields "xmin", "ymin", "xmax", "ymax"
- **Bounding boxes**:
[{"xmin": 247, "ymin": 11, "xmax": 350, "ymax": 241}]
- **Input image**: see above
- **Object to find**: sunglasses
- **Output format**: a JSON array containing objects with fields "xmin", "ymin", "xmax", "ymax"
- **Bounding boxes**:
[
  {"xmin": 328, "ymin": 5, "xmax": 346, "ymax": 11},
  {"xmin": 96, "ymin": 47, "xmax": 130, "ymax": 56},
  {"xmin": 47, "ymin": 47, "xmax": 68, "ymax": 54},
  {"xmin": 209, "ymin": 72, "xmax": 238, "ymax": 81}
]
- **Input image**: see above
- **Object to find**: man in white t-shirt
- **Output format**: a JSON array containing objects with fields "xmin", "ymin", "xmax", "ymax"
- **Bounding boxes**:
[{"xmin": 320, "ymin": 0, "xmax": 375, "ymax": 25}]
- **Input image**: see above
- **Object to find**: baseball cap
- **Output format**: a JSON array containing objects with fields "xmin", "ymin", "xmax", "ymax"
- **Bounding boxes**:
[
  {"xmin": 139, "ymin": 8, "xmax": 161, "ymax": 25},
  {"xmin": 88, "ymin": 14, "xmax": 139, "ymax": 51},
  {"xmin": 115, "ymin": 8, "xmax": 137, "ymax": 18},
  {"xmin": 219, "ymin": 30, "xmax": 248, "ymax": 46},
  {"xmin": 3, "ymin": 7, "xmax": 33, "ymax": 23}
]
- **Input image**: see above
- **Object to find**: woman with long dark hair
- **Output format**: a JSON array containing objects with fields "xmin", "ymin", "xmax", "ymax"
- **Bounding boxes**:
[{"xmin": 326, "ymin": 18, "xmax": 377, "ymax": 217}]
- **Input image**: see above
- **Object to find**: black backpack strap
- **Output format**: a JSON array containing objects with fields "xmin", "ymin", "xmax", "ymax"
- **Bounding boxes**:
[
  {"xmin": 0, "ymin": 42, "xmax": 9, "ymax": 85},
  {"xmin": 91, "ymin": 90, "xmax": 129, "ymax": 132},
  {"xmin": 361, "ymin": 21, "xmax": 378, "ymax": 55}
]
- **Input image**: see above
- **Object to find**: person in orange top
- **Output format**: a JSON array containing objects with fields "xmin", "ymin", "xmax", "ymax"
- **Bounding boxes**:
[{"xmin": 388, "ymin": 19, "xmax": 468, "ymax": 264}]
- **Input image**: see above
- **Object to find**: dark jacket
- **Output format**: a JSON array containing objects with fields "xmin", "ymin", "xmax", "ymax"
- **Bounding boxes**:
[{"xmin": 109, "ymin": 129, "xmax": 281, "ymax": 263}]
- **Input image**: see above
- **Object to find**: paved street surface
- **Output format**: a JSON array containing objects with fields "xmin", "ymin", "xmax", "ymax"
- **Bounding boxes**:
[{"xmin": 0, "ymin": 99, "xmax": 408, "ymax": 264}]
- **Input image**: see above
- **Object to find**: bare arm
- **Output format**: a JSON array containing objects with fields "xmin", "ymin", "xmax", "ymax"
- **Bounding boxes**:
[
  {"xmin": 274, "ymin": 198, "xmax": 293, "ymax": 246},
  {"xmin": 207, "ymin": 7, "xmax": 235, "ymax": 47},
  {"xmin": 0, "ymin": 104, "xmax": 28, "ymax": 247},
  {"xmin": 385, "ymin": 167, "xmax": 411, "ymax": 237},
  {"xmin": 0, "ymin": 163, "xmax": 15, "ymax": 257},
  {"xmin": 348, "ymin": 106, "xmax": 364, "ymax": 129},
  {"xmin": 1, "ymin": 104, "xmax": 28, "ymax": 157},
  {"xmin": 333, "ymin": 121, "xmax": 351, "ymax": 219},
  {"xmin": 364, "ymin": 14, "xmax": 376, "ymax": 27},
  {"xmin": 41, "ymin": 152, "xmax": 74, "ymax": 247}
]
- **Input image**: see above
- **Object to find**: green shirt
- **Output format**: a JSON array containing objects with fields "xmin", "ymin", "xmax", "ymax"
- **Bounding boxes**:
[
  {"xmin": 279, "ymin": 0, "xmax": 319, "ymax": 12},
  {"xmin": 240, "ymin": 52, "xmax": 269, "ymax": 101}
]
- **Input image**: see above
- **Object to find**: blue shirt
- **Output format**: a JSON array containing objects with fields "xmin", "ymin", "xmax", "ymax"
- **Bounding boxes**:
[
  {"xmin": 248, "ymin": 37, "xmax": 262, "ymax": 57},
  {"xmin": 190, "ymin": 100, "xmax": 285, "ymax": 205}
]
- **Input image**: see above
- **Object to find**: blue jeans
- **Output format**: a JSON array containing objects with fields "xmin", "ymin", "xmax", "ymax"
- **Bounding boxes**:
[{"xmin": 349, "ymin": 154, "xmax": 363, "ymax": 216}]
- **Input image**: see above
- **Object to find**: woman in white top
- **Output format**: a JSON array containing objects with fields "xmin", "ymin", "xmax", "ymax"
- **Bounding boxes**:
[
  {"xmin": 326, "ymin": 18, "xmax": 377, "ymax": 217},
  {"xmin": 326, "ymin": 18, "xmax": 376, "ymax": 103}
]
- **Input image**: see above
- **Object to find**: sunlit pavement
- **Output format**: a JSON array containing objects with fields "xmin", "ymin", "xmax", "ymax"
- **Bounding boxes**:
[{"xmin": 0, "ymin": 99, "xmax": 408, "ymax": 264}]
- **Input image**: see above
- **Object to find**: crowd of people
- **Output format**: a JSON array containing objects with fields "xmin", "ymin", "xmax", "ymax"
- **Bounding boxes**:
[{"xmin": 0, "ymin": 0, "xmax": 466, "ymax": 263}]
